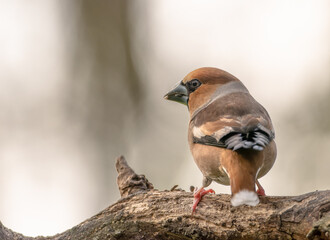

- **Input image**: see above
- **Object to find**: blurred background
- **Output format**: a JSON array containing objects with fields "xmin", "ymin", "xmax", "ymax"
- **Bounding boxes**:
[{"xmin": 0, "ymin": 0, "xmax": 329, "ymax": 237}]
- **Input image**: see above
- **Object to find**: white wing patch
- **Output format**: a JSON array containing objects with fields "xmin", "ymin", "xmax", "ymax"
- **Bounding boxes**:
[
  {"xmin": 212, "ymin": 126, "xmax": 234, "ymax": 142},
  {"xmin": 193, "ymin": 126, "xmax": 234, "ymax": 142},
  {"xmin": 192, "ymin": 126, "xmax": 205, "ymax": 139}
]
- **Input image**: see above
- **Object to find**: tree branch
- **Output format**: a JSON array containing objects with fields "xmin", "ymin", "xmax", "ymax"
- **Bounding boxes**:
[{"xmin": 0, "ymin": 156, "xmax": 329, "ymax": 240}]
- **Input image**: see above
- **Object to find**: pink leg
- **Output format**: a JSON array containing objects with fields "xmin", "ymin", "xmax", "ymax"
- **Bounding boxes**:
[
  {"xmin": 256, "ymin": 180, "xmax": 266, "ymax": 196},
  {"xmin": 192, "ymin": 187, "xmax": 215, "ymax": 214}
]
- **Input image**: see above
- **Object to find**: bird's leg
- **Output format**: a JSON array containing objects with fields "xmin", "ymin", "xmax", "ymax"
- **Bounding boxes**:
[
  {"xmin": 192, "ymin": 187, "xmax": 215, "ymax": 214},
  {"xmin": 256, "ymin": 179, "xmax": 266, "ymax": 196}
]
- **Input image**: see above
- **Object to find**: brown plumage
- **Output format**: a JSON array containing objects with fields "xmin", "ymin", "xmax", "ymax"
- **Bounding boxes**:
[{"xmin": 164, "ymin": 67, "xmax": 277, "ymax": 211}]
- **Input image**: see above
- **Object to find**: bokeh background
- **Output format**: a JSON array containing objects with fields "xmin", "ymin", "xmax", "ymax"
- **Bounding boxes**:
[{"xmin": 0, "ymin": 0, "xmax": 329, "ymax": 237}]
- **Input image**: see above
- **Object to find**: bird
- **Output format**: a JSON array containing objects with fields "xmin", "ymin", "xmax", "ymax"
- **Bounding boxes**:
[{"xmin": 164, "ymin": 67, "xmax": 277, "ymax": 213}]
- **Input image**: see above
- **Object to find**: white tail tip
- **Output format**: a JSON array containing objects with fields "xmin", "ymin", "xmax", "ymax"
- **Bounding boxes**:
[{"xmin": 231, "ymin": 190, "xmax": 259, "ymax": 207}]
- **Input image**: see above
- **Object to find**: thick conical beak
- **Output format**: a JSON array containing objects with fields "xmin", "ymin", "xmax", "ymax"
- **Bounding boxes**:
[{"xmin": 164, "ymin": 82, "xmax": 188, "ymax": 106}]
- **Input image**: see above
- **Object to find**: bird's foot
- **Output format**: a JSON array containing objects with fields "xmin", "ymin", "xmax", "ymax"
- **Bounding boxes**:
[
  {"xmin": 256, "ymin": 188, "xmax": 265, "ymax": 196},
  {"xmin": 192, "ymin": 187, "xmax": 215, "ymax": 214},
  {"xmin": 256, "ymin": 180, "xmax": 266, "ymax": 196}
]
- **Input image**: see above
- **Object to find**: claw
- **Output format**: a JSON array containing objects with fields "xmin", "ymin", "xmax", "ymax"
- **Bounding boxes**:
[{"xmin": 192, "ymin": 187, "xmax": 215, "ymax": 214}]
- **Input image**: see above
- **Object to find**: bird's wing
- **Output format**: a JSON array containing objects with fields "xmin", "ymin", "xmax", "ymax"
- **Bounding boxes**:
[{"xmin": 192, "ymin": 114, "xmax": 275, "ymax": 151}]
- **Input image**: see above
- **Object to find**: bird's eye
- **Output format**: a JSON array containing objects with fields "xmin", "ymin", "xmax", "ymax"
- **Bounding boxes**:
[{"xmin": 187, "ymin": 79, "xmax": 201, "ymax": 93}]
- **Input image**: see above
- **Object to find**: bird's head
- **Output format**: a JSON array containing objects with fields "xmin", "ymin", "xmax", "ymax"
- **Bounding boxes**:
[{"xmin": 164, "ymin": 67, "xmax": 242, "ymax": 116}]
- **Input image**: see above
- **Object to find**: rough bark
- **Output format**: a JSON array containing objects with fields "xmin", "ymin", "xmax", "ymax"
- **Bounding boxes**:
[{"xmin": 0, "ymin": 156, "xmax": 329, "ymax": 240}]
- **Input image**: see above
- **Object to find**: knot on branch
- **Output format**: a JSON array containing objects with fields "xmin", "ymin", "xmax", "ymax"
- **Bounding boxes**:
[{"xmin": 116, "ymin": 155, "xmax": 154, "ymax": 197}]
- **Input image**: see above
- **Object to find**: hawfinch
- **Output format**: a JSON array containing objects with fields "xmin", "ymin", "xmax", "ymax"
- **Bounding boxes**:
[{"xmin": 164, "ymin": 67, "xmax": 276, "ymax": 212}]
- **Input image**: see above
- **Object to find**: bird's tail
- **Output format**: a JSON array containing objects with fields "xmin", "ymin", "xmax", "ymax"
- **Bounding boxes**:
[{"xmin": 221, "ymin": 149, "xmax": 262, "ymax": 206}]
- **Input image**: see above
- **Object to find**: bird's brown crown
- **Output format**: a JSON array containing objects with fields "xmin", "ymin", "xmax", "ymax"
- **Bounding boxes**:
[{"xmin": 182, "ymin": 67, "xmax": 239, "ymax": 85}]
